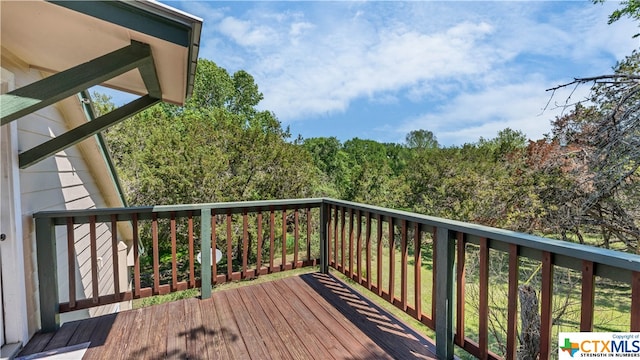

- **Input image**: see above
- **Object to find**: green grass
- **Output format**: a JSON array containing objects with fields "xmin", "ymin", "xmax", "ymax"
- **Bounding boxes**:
[{"xmin": 133, "ymin": 288, "xmax": 200, "ymax": 308}]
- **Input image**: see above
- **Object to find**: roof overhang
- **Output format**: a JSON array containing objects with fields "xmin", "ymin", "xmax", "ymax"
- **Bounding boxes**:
[
  {"xmin": 1, "ymin": 0, "xmax": 201, "ymax": 105},
  {"xmin": 0, "ymin": 0, "xmax": 202, "ymax": 168}
]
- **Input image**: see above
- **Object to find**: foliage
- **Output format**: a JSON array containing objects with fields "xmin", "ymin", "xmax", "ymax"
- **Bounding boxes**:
[
  {"xmin": 541, "ymin": 51, "xmax": 640, "ymax": 252},
  {"xmin": 99, "ymin": 23, "xmax": 639, "ymax": 279},
  {"xmin": 594, "ymin": 0, "xmax": 640, "ymax": 37},
  {"xmin": 405, "ymin": 129, "xmax": 439, "ymax": 150},
  {"xmin": 102, "ymin": 59, "xmax": 316, "ymax": 206},
  {"xmin": 101, "ymin": 59, "xmax": 318, "ymax": 278}
]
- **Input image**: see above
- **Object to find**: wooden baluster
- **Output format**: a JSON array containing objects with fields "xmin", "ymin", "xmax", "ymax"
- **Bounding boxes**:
[
  {"xmin": 348, "ymin": 208, "xmax": 354, "ymax": 277},
  {"xmin": 356, "ymin": 209, "xmax": 362, "ymax": 283},
  {"xmin": 376, "ymin": 214, "xmax": 383, "ymax": 296},
  {"xmin": 479, "ymin": 237, "xmax": 489, "ymax": 360},
  {"xmin": 432, "ymin": 228, "xmax": 437, "ymax": 323},
  {"xmin": 456, "ymin": 232, "xmax": 465, "ymax": 347},
  {"xmin": 389, "ymin": 218, "xmax": 395, "ymax": 303},
  {"xmin": 282, "ymin": 209, "xmax": 287, "ymax": 271},
  {"xmin": 333, "ymin": 206, "xmax": 338, "ymax": 267},
  {"xmin": 90, "ymin": 216, "xmax": 99, "ymax": 304},
  {"xmin": 242, "ymin": 210, "xmax": 248, "ymax": 278},
  {"xmin": 67, "ymin": 217, "xmax": 76, "ymax": 309},
  {"xmin": 111, "ymin": 214, "xmax": 120, "ymax": 302},
  {"xmin": 171, "ymin": 212, "xmax": 177, "ymax": 290},
  {"xmin": 327, "ymin": 206, "xmax": 333, "ymax": 266},
  {"xmin": 256, "ymin": 211, "xmax": 262, "ymax": 275},
  {"xmin": 341, "ymin": 207, "xmax": 346, "ymax": 272},
  {"xmin": 631, "ymin": 271, "xmax": 640, "ymax": 331},
  {"xmin": 294, "ymin": 207, "xmax": 299, "ymax": 268},
  {"xmin": 132, "ymin": 213, "xmax": 140, "ymax": 298},
  {"xmin": 366, "ymin": 212, "xmax": 372, "ymax": 290},
  {"xmin": 270, "ymin": 210, "xmax": 275, "ymax": 272},
  {"xmin": 414, "ymin": 223, "xmax": 422, "ymax": 320},
  {"xmin": 211, "ymin": 211, "xmax": 217, "ymax": 284},
  {"xmin": 540, "ymin": 251, "xmax": 554, "ymax": 360},
  {"xmin": 227, "ymin": 212, "xmax": 233, "ymax": 280},
  {"xmin": 152, "ymin": 212, "xmax": 159, "ymax": 295},
  {"xmin": 306, "ymin": 207, "xmax": 311, "ymax": 264},
  {"xmin": 188, "ymin": 211, "xmax": 195, "ymax": 288},
  {"xmin": 400, "ymin": 219, "xmax": 408, "ymax": 311},
  {"xmin": 506, "ymin": 244, "xmax": 519, "ymax": 359},
  {"xmin": 581, "ymin": 260, "xmax": 595, "ymax": 332}
]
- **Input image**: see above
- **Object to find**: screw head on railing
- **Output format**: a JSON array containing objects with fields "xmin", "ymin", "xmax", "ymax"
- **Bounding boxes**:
[{"xmin": 0, "ymin": 233, "xmax": 5, "ymax": 241}]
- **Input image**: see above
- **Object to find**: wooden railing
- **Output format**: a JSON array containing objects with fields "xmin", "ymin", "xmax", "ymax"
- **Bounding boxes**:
[
  {"xmin": 34, "ymin": 199, "xmax": 325, "ymax": 332},
  {"xmin": 322, "ymin": 199, "xmax": 640, "ymax": 360},
  {"xmin": 34, "ymin": 198, "xmax": 640, "ymax": 360}
]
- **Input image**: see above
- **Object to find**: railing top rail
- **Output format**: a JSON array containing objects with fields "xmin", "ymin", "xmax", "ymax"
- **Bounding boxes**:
[
  {"xmin": 33, "ymin": 198, "xmax": 324, "ymax": 219},
  {"xmin": 323, "ymin": 198, "xmax": 640, "ymax": 273},
  {"xmin": 32, "ymin": 197, "xmax": 640, "ymax": 272}
]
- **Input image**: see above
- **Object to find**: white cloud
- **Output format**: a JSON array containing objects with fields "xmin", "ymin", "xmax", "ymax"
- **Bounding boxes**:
[
  {"xmin": 218, "ymin": 16, "xmax": 278, "ymax": 47},
  {"xmin": 393, "ymin": 78, "xmax": 594, "ymax": 146},
  {"xmin": 290, "ymin": 21, "xmax": 314, "ymax": 37},
  {"xmin": 177, "ymin": 1, "xmax": 638, "ymax": 145},
  {"xmin": 254, "ymin": 17, "xmax": 501, "ymax": 121}
]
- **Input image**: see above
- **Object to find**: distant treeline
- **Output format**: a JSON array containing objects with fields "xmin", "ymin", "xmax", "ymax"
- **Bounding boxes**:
[{"xmin": 101, "ymin": 51, "xmax": 640, "ymax": 254}]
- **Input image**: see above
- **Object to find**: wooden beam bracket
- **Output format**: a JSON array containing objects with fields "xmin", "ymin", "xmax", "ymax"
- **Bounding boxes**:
[
  {"xmin": 4, "ymin": 40, "xmax": 163, "ymax": 168},
  {"xmin": 18, "ymin": 95, "xmax": 160, "ymax": 168}
]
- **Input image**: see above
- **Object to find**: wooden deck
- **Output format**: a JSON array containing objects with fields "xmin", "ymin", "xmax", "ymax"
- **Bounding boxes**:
[{"xmin": 19, "ymin": 273, "xmax": 437, "ymax": 359}]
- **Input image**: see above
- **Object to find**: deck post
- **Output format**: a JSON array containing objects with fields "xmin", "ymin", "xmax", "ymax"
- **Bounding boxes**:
[
  {"xmin": 435, "ymin": 227, "xmax": 454, "ymax": 360},
  {"xmin": 35, "ymin": 216, "xmax": 60, "ymax": 332},
  {"xmin": 319, "ymin": 201, "xmax": 329, "ymax": 274},
  {"xmin": 200, "ymin": 207, "xmax": 212, "ymax": 299}
]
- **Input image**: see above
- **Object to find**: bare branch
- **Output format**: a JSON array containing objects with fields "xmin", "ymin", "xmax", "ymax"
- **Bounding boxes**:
[{"xmin": 546, "ymin": 74, "xmax": 640, "ymax": 92}]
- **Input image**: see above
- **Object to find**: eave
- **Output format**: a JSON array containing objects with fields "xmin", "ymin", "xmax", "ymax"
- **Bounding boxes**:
[{"xmin": 0, "ymin": 0, "xmax": 202, "ymax": 168}]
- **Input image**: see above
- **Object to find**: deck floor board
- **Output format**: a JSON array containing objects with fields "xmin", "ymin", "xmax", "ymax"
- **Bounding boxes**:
[
  {"xmin": 164, "ymin": 300, "xmax": 186, "ymax": 360},
  {"xmin": 18, "ymin": 273, "xmax": 437, "ymax": 359}
]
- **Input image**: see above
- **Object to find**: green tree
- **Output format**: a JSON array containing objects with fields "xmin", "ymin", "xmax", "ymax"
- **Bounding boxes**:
[
  {"xmin": 405, "ymin": 129, "xmax": 439, "ymax": 150},
  {"xmin": 100, "ymin": 59, "xmax": 319, "ymax": 276},
  {"xmin": 302, "ymin": 137, "xmax": 349, "ymax": 197}
]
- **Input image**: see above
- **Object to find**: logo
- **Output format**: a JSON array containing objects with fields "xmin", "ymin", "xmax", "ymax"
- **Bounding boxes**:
[
  {"xmin": 559, "ymin": 333, "xmax": 640, "ymax": 359},
  {"xmin": 560, "ymin": 338, "xmax": 580, "ymax": 357}
]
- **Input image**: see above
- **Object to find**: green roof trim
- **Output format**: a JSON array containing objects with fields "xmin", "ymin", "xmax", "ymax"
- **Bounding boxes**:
[
  {"xmin": 49, "ymin": 0, "xmax": 202, "ymax": 99},
  {"xmin": 50, "ymin": 1, "xmax": 192, "ymax": 47}
]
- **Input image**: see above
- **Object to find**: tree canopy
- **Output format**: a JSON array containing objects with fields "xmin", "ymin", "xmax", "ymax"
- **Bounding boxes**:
[{"xmin": 98, "ymin": 3, "xmax": 639, "ymax": 254}]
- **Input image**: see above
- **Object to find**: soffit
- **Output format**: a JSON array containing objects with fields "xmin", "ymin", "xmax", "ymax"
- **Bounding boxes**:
[{"xmin": 0, "ymin": 0, "xmax": 193, "ymax": 105}]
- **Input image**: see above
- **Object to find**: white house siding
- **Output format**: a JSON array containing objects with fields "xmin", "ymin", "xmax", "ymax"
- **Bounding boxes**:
[{"xmin": 2, "ymin": 53, "xmax": 128, "ymax": 337}]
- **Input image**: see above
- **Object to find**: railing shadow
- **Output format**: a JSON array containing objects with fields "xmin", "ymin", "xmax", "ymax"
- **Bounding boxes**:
[{"xmin": 300, "ymin": 272, "xmax": 437, "ymax": 360}]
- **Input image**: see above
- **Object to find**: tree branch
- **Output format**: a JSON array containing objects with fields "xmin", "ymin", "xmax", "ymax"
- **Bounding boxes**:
[{"xmin": 546, "ymin": 74, "xmax": 640, "ymax": 92}]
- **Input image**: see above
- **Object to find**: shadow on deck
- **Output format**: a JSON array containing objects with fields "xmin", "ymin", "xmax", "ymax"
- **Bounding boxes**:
[{"xmin": 18, "ymin": 273, "xmax": 436, "ymax": 359}]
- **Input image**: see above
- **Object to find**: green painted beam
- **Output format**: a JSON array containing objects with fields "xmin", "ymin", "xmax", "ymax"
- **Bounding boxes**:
[
  {"xmin": 200, "ymin": 207, "xmax": 212, "ymax": 299},
  {"xmin": 435, "ymin": 227, "xmax": 455, "ymax": 360},
  {"xmin": 35, "ymin": 217, "xmax": 60, "ymax": 332},
  {"xmin": 50, "ymin": 1, "xmax": 193, "ymax": 47},
  {"xmin": 0, "ymin": 41, "xmax": 152, "ymax": 126},
  {"xmin": 19, "ymin": 95, "xmax": 160, "ymax": 169},
  {"xmin": 140, "ymin": 58, "xmax": 162, "ymax": 99}
]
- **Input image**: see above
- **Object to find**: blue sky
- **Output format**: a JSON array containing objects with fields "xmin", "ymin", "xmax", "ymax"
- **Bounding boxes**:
[{"xmin": 159, "ymin": 1, "xmax": 639, "ymax": 146}]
